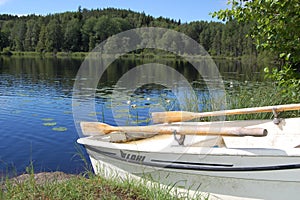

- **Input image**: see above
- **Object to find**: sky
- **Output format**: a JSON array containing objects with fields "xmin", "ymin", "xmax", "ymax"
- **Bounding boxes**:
[{"xmin": 0, "ymin": 0, "xmax": 228, "ymax": 22}]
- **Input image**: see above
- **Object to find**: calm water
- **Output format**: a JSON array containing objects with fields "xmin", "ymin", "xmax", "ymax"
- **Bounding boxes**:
[{"xmin": 0, "ymin": 56, "xmax": 264, "ymax": 177}]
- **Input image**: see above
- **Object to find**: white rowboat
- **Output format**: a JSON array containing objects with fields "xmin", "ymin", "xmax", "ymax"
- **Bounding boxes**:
[{"xmin": 77, "ymin": 105, "xmax": 300, "ymax": 200}]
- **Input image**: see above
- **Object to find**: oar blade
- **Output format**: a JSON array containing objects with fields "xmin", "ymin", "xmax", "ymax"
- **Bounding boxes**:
[{"xmin": 80, "ymin": 122, "xmax": 114, "ymax": 135}]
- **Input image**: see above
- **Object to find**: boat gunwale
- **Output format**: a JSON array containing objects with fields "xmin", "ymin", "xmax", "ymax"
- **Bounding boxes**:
[{"xmin": 77, "ymin": 136, "xmax": 300, "ymax": 156}]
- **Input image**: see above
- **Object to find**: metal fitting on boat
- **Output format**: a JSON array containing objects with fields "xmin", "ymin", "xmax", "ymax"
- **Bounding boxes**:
[
  {"xmin": 272, "ymin": 108, "xmax": 282, "ymax": 125},
  {"xmin": 173, "ymin": 130, "xmax": 185, "ymax": 145}
]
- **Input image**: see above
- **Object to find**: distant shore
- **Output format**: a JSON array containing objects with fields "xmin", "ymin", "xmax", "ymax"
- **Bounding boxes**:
[{"xmin": 0, "ymin": 50, "xmax": 253, "ymax": 62}]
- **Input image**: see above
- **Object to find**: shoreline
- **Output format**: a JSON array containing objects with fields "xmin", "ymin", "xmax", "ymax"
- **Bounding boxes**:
[
  {"xmin": 2, "ymin": 171, "xmax": 79, "ymax": 186},
  {"xmin": 0, "ymin": 51, "xmax": 253, "ymax": 62}
]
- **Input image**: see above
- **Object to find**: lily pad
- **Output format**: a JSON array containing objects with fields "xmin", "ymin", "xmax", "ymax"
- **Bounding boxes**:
[
  {"xmin": 11, "ymin": 110, "xmax": 22, "ymax": 114},
  {"xmin": 72, "ymin": 102, "xmax": 81, "ymax": 107},
  {"xmin": 88, "ymin": 112, "xmax": 100, "ymax": 116},
  {"xmin": 43, "ymin": 122, "xmax": 57, "ymax": 126},
  {"xmin": 52, "ymin": 127, "xmax": 68, "ymax": 132},
  {"xmin": 22, "ymin": 100, "xmax": 32, "ymax": 103},
  {"xmin": 17, "ymin": 93, "xmax": 29, "ymax": 97},
  {"xmin": 42, "ymin": 118, "xmax": 54, "ymax": 121}
]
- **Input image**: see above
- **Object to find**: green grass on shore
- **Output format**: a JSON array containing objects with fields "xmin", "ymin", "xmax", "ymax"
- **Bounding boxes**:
[
  {"xmin": 0, "ymin": 51, "xmax": 89, "ymax": 58},
  {"xmin": 0, "ymin": 50, "xmax": 245, "ymax": 61},
  {"xmin": 0, "ymin": 145, "xmax": 207, "ymax": 200},
  {"xmin": 1, "ymin": 171, "xmax": 207, "ymax": 200}
]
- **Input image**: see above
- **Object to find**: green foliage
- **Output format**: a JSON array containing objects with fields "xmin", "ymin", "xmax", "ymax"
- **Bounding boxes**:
[
  {"xmin": 81, "ymin": 17, "xmax": 97, "ymax": 51},
  {"xmin": 0, "ymin": 8, "xmax": 256, "ymax": 58},
  {"xmin": 264, "ymin": 65, "xmax": 300, "ymax": 102},
  {"xmin": 213, "ymin": 0, "xmax": 300, "ymax": 61},
  {"xmin": 36, "ymin": 25, "xmax": 47, "ymax": 52},
  {"xmin": 24, "ymin": 19, "xmax": 40, "ymax": 51},
  {"xmin": 1, "ymin": 47, "xmax": 12, "ymax": 56},
  {"xmin": 213, "ymin": 0, "xmax": 300, "ymax": 101},
  {"xmin": 11, "ymin": 20, "xmax": 27, "ymax": 51},
  {"xmin": 45, "ymin": 18, "xmax": 62, "ymax": 52},
  {"xmin": 0, "ymin": 31, "xmax": 9, "ymax": 51},
  {"xmin": 63, "ymin": 18, "xmax": 82, "ymax": 52}
]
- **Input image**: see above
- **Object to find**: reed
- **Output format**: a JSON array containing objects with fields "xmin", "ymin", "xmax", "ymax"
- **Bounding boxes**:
[
  {"xmin": 225, "ymin": 81, "xmax": 300, "ymax": 120},
  {"xmin": 181, "ymin": 81, "xmax": 299, "ymax": 122}
]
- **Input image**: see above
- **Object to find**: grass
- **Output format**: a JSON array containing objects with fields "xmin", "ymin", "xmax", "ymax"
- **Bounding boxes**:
[
  {"xmin": 1, "ymin": 170, "xmax": 206, "ymax": 200},
  {"xmin": 1, "ymin": 51, "xmax": 88, "ymax": 59},
  {"xmin": 1, "ymin": 146, "xmax": 205, "ymax": 200},
  {"xmin": 1, "ymin": 50, "xmax": 242, "ymax": 61}
]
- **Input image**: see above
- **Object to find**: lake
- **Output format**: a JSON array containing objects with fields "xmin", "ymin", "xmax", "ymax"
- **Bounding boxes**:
[{"xmin": 0, "ymin": 55, "xmax": 264, "ymax": 177}]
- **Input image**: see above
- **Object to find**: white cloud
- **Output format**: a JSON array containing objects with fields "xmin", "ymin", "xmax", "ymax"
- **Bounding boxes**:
[{"xmin": 0, "ymin": 0, "xmax": 10, "ymax": 6}]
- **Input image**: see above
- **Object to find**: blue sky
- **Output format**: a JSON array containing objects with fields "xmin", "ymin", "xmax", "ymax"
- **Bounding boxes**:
[{"xmin": 0, "ymin": 0, "xmax": 228, "ymax": 22}]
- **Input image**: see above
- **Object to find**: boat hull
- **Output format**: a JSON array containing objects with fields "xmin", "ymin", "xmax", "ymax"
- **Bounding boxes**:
[
  {"xmin": 80, "ymin": 139, "xmax": 300, "ymax": 200},
  {"xmin": 78, "ymin": 117, "xmax": 300, "ymax": 199}
]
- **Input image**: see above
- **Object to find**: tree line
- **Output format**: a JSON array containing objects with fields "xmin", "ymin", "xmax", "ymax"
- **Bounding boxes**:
[{"xmin": 0, "ymin": 7, "xmax": 257, "ymax": 57}]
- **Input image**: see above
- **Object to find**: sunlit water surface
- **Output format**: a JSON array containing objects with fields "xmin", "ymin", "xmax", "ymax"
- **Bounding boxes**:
[{"xmin": 0, "ymin": 56, "xmax": 263, "ymax": 177}]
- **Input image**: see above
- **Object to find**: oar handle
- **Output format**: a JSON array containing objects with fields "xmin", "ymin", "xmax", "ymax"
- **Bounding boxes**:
[{"xmin": 229, "ymin": 127, "xmax": 268, "ymax": 137}]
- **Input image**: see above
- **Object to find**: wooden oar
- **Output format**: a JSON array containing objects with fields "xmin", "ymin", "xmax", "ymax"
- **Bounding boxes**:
[
  {"xmin": 152, "ymin": 103, "xmax": 300, "ymax": 124},
  {"xmin": 81, "ymin": 122, "xmax": 267, "ymax": 137}
]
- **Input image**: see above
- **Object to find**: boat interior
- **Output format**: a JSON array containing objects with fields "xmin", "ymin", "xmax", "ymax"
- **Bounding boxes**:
[{"xmin": 80, "ymin": 117, "xmax": 300, "ymax": 149}]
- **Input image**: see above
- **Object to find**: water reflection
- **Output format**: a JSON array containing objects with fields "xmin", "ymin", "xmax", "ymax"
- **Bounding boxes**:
[{"xmin": 0, "ymin": 56, "xmax": 264, "ymax": 176}]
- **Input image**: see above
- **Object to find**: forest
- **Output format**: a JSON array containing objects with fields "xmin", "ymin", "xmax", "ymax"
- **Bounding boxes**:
[{"xmin": 0, "ymin": 7, "xmax": 257, "ymax": 57}]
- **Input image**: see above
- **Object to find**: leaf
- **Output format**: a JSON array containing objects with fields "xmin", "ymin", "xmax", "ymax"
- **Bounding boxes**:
[
  {"xmin": 52, "ymin": 127, "xmax": 68, "ymax": 132},
  {"xmin": 279, "ymin": 53, "xmax": 286, "ymax": 58},
  {"xmin": 286, "ymin": 53, "xmax": 291, "ymax": 61},
  {"xmin": 263, "ymin": 67, "xmax": 269, "ymax": 73}
]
